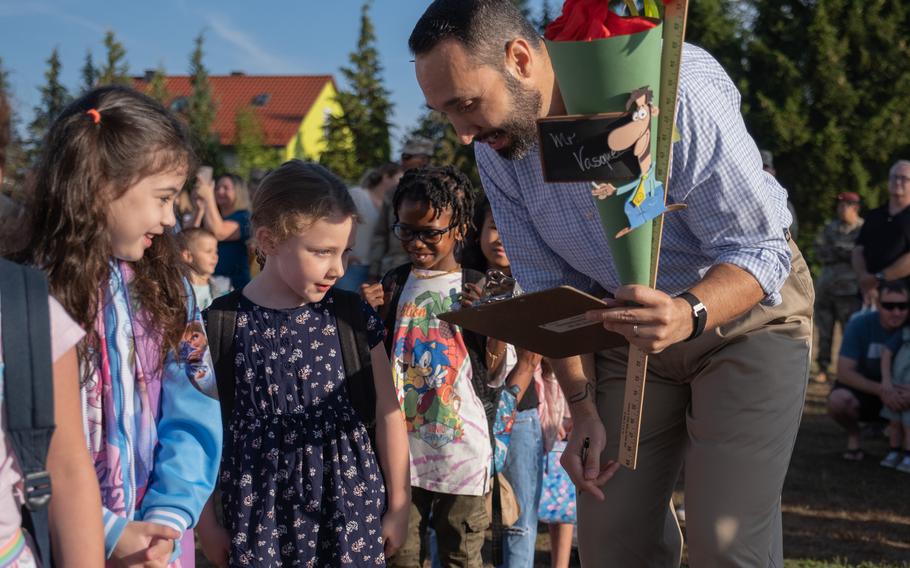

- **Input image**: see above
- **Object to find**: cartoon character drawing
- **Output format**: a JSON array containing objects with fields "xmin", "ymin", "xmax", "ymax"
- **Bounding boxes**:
[
  {"xmin": 178, "ymin": 320, "xmax": 215, "ymax": 396},
  {"xmin": 402, "ymin": 337, "xmax": 463, "ymax": 449},
  {"xmin": 591, "ymin": 87, "xmax": 685, "ymax": 237}
]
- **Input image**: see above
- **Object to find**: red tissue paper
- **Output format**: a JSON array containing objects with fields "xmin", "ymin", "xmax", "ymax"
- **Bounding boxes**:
[{"xmin": 544, "ymin": 0, "xmax": 669, "ymax": 41}]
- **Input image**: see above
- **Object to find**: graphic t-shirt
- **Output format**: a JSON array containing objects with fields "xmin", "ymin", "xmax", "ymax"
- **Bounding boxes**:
[{"xmin": 391, "ymin": 269, "xmax": 491, "ymax": 496}]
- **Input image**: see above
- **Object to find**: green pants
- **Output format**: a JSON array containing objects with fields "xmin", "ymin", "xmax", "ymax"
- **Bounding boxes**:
[{"xmin": 386, "ymin": 487, "xmax": 487, "ymax": 568}]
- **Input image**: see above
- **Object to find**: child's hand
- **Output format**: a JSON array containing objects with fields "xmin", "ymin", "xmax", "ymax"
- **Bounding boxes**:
[
  {"xmin": 197, "ymin": 522, "xmax": 231, "ymax": 568},
  {"xmin": 111, "ymin": 521, "xmax": 179, "ymax": 568},
  {"xmin": 381, "ymin": 506, "xmax": 409, "ymax": 559},
  {"xmin": 461, "ymin": 282, "xmax": 483, "ymax": 307},
  {"xmin": 361, "ymin": 282, "xmax": 384, "ymax": 309}
]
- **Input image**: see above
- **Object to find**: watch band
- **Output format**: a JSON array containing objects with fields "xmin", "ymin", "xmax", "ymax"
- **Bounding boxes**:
[{"xmin": 677, "ymin": 291, "xmax": 707, "ymax": 342}]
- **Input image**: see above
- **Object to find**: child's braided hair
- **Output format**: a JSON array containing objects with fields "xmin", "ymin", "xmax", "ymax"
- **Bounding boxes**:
[{"xmin": 392, "ymin": 165, "xmax": 476, "ymax": 238}]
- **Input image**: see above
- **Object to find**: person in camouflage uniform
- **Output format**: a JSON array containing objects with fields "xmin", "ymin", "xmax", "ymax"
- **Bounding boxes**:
[{"xmin": 814, "ymin": 192, "xmax": 864, "ymax": 382}]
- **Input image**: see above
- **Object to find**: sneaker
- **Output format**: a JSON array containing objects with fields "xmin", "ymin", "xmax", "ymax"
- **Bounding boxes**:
[
  {"xmin": 896, "ymin": 454, "xmax": 910, "ymax": 474},
  {"xmin": 881, "ymin": 450, "xmax": 902, "ymax": 468}
]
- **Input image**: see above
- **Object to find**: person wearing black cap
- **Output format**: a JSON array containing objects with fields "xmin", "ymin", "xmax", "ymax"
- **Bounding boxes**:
[{"xmin": 813, "ymin": 192, "xmax": 864, "ymax": 383}]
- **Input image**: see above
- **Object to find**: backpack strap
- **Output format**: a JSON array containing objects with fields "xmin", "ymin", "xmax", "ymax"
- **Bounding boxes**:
[
  {"xmin": 332, "ymin": 289, "xmax": 376, "ymax": 436},
  {"xmin": 380, "ymin": 263, "xmax": 413, "ymax": 356},
  {"xmin": 205, "ymin": 289, "xmax": 243, "ymax": 434},
  {"xmin": 0, "ymin": 258, "xmax": 54, "ymax": 566}
]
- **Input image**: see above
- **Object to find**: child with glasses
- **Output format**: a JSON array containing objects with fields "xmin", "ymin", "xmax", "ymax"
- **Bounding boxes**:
[
  {"xmin": 879, "ymin": 291, "xmax": 910, "ymax": 472},
  {"xmin": 362, "ymin": 166, "xmax": 497, "ymax": 567}
]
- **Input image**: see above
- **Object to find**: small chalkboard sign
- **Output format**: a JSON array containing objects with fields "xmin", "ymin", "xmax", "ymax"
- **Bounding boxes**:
[{"xmin": 537, "ymin": 112, "xmax": 641, "ymax": 183}]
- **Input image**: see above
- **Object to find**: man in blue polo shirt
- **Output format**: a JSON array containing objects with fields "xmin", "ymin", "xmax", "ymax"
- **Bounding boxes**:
[
  {"xmin": 830, "ymin": 281, "xmax": 910, "ymax": 461},
  {"xmin": 409, "ymin": 1, "xmax": 812, "ymax": 565}
]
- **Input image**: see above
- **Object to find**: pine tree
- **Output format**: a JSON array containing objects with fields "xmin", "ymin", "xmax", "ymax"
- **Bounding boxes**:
[
  {"xmin": 27, "ymin": 48, "xmax": 70, "ymax": 162},
  {"xmin": 80, "ymin": 50, "xmax": 98, "ymax": 94},
  {"xmin": 743, "ymin": 0, "xmax": 910, "ymax": 253},
  {"xmin": 234, "ymin": 106, "xmax": 281, "ymax": 180},
  {"xmin": 97, "ymin": 30, "xmax": 130, "ymax": 86},
  {"xmin": 410, "ymin": 110, "xmax": 480, "ymax": 187},
  {"xmin": 186, "ymin": 32, "xmax": 222, "ymax": 170},
  {"xmin": 320, "ymin": 1, "xmax": 392, "ymax": 182},
  {"xmin": 684, "ymin": 0, "xmax": 747, "ymax": 93},
  {"xmin": 0, "ymin": 57, "xmax": 27, "ymax": 192},
  {"xmin": 148, "ymin": 65, "xmax": 170, "ymax": 104}
]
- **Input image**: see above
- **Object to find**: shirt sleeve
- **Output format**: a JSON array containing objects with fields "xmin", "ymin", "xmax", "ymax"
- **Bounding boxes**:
[
  {"xmin": 138, "ymin": 281, "xmax": 222, "ymax": 536},
  {"xmin": 838, "ymin": 315, "xmax": 866, "ymax": 361},
  {"xmin": 48, "ymin": 296, "xmax": 84, "ymax": 362},
  {"xmin": 360, "ymin": 299, "xmax": 386, "ymax": 348},
  {"xmin": 670, "ymin": 68, "xmax": 792, "ymax": 305},
  {"xmin": 477, "ymin": 147, "xmax": 598, "ymax": 294}
]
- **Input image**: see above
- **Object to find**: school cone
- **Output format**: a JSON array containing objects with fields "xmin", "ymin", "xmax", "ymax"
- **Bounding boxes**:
[{"xmin": 545, "ymin": 22, "xmax": 663, "ymax": 285}]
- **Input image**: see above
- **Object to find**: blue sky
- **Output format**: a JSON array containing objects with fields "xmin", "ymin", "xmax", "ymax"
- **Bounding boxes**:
[{"xmin": 0, "ymin": 0, "xmax": 549, "ymax": 150}]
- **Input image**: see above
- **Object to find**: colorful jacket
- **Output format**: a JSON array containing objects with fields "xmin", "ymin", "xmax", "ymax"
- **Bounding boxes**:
[{"xmin": 82, "ymin": 260, "xmax": 222, "ymax": 560}]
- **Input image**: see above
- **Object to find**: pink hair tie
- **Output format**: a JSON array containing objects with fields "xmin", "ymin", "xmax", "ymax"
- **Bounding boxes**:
[{"xmin": 86, "ymin": 108, "xmax": 101, "ymax": 125}]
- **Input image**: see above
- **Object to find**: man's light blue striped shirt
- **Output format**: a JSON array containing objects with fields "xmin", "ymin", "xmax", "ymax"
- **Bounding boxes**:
[{"xmin": 476, "ymin": 45, "xmax": 793, "ymax": 305}]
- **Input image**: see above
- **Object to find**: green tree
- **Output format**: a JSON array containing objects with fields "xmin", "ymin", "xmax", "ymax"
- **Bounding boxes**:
[
  {"xmin": 321, "ymin": 1, "xmax": 392, "ymax": 182},
  {"xmin": 743, "ymin": 0, "xmax": 910, "ymax": 254},
  {"xmin": 147, "ymin": 65, "xmax": 170, "ymax": 104},
  {"xmin": 97, "ymin": 30, "xmax": 130, "ymax": 86},
  {"xmin": 186, "ymin": 32, "xmax": 222, "ymax": 170},
  {"xmin": 233, "ymin": 106, "xmax": 281, "ymax": 180},
  {"xmin": 80, "ymin": 50, "xmax": 98, "ymax": 94},
  {"xmin": 27, "ymin": 48, "xmax": 70, "ymax": 161},
  {"xmin": 684, "ymin": 0, "xmax": 747, "ymax": 93},
  {"xmin": 410, "ymin": 110, "xmax": 480, "ymax": 187}
]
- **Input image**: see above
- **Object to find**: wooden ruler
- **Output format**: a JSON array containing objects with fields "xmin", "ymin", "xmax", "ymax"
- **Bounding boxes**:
[{"xmin": 617, "ymin": 0, "xmax": 689, "ymax": 470}]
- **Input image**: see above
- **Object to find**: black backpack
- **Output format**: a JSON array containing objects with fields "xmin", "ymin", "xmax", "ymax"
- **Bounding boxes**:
[
  {"xmin": 0, "ymin": 258, "xmax": 55, "ymax": 566},
  {"xmin": 204, "ymin": 288, "xmax": 377, "ymax": 440}
]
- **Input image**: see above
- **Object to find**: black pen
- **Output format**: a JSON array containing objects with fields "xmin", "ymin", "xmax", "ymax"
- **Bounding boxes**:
[{"xmin": 581, "ymin": 436, "xmax": 590, "ymax": 466}]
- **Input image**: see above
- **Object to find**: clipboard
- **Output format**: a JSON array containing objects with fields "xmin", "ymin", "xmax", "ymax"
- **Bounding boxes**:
[{"xmin": 438, "ymin": 286, "xmax": 626, "ymax": 359}]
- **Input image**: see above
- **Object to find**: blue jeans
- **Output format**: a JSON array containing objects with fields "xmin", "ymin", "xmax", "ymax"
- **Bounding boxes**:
[{"xmin": 500, "ymin": 408, "xmax": 543, "ymax": 567}]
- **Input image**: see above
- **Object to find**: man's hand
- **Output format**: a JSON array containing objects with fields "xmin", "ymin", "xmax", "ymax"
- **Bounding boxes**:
[
  {"xmin": 361, "ymin": 282, "xmax": 384, "ymax": 309},
  {"xmin": 559, "ymin": 410, "xmax": 620, "ymax": 501},
  {"xmin": 111, "ymin": 521, "xmax": 179, "ymax": 568},
  {"xmin": 858, "ymin": 273, "xmax": 879, "ymax": 306},
  {"xmin": 585, "ymin": 285, "xmax": 693, "ymax": 353}
]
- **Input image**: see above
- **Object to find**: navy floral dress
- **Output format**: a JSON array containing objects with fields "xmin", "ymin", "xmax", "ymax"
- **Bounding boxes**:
[{"xmin": 220, "ymin": 294, "xmax": 387, "ymax": 567}]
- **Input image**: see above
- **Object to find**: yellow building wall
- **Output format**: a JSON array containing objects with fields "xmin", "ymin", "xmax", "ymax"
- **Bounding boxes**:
[{"xmin": 284, "ymin": 81, "xmax": 342, "ymax": 162}]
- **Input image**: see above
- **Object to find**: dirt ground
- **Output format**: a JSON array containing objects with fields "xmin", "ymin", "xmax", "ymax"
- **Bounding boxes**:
[{"xmin": 197, "ymin": 383, "xmax": 910, "ymax": 568}]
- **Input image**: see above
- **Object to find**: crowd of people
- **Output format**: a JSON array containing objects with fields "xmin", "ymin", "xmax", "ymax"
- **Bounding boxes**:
[{"xmin": 0, "ymin": 1, "xmax": 909, "ymax": 567}]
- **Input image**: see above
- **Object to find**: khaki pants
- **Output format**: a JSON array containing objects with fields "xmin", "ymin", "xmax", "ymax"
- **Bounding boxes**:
[
  {"xmin": 386, "ymin": 487, "xmax": 487, "ymax": 568},
  {"xmin": 578, "ymin": 241, "xmax": 814, "ymax": 567}
]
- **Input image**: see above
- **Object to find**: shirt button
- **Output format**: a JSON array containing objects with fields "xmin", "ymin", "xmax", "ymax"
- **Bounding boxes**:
[{"xmin": 585, "ymin": 211, "xmax": 595, "ymax": 220}]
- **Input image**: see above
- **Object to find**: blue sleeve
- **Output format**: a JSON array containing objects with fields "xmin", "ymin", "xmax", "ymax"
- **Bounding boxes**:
[
  {"xmin": 138, "ymin": 281, "xmax": 222, "ymax": 535},
  {"xmin": 839, "ymin": 315, "xmax": 866, "ymax": 361},
  {"xmin": 670, "ymin": 54, "xmax": 791, "ymax": 306},
  {"xmin": 360, "ymin": 299, "xmax": 385, "ymax": 348},
  {"xmin": 232, "ymin": 210, "xmax": 251, "ymax": 241},
  {"xmin": 476, "ymin": 146, "xmax": 597, "ymax": 294}
]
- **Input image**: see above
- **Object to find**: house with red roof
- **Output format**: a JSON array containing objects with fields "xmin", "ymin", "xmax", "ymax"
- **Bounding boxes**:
[{"xmin": 133, "ymin": 72, "xmax": 342, "ymax": 165}]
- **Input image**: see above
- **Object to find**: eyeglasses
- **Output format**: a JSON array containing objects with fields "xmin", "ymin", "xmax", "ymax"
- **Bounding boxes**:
[
  {"xmin": 881, "ymin": 301, "xmax": 910, "ymax": 312},
  {"xmin": 392, "ymin": 222, "xmax": 457, "ymax": 244},
  {"xmin": 891, "ymin": 174, "xmax": 910, "ymax": 185}
]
